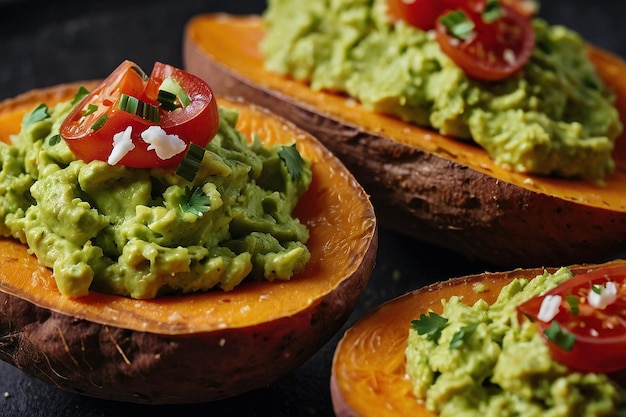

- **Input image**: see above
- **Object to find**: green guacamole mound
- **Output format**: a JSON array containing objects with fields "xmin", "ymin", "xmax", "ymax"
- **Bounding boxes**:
[
  {"xmin": 0, "ymin": 97, "xmax": 313, "ymax": 299},
  {"xmin": 262, "ymin": 0, "xmax": 622, "ymax": 182},
  {"xmin": 405, "ymin": 268, "xmax": 626, "ymax": 417}
]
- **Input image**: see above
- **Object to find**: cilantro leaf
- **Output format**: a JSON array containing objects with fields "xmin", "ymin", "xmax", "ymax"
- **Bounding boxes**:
[
  {"xmin": 71, "ymin": 86, "xmax": 89, "ymax": 105},
  {"xmin": 278, "ymin": 144, "xmax": 305, "ymax": 181},
  {"xmin": 23, "ymin": 103, "xmax": 50, "ymax": 127},
  {"xmin": 411, "ymin": 312, "xmax": 448, "ymax": 343},
  {"xmin": 449, "ymin": 323, "xmax": 479, "ymax": 350},
  {"xmin": 544, "ymin": 321, "xmax": 576, "ymax": 351},
  {"xmin": 48, "ymin": 134, "xmax": 62, "ymax": 146},
  {"xmin": 180, "ymin": 186, "xmax": 210, "ymax": 216}
]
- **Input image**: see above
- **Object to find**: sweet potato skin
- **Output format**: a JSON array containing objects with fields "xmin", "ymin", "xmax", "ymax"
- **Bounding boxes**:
[
  {"xmin": 183, "ymin": 14, "xmax": 626, "ymax": 268},
  {"xmin": 0, "ymin": 83, "xmax": 378, "ymax": 404}
]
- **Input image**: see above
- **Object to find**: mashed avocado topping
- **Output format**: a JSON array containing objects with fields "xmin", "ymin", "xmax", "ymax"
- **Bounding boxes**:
[
  {"xmin": 262, "ymin": 0, "xmax": 622, "ymax": 182},
  {"xmin": 405, "ymin": 268, "xmax": 626, "ymax": 416},
  {"xmin": 0, "ymin": 96, "xmax": 312, "ymax": 299}
]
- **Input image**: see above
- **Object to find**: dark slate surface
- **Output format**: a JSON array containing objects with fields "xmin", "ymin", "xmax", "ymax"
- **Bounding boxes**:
[{"xmin": 1, "ymin": 1, "xmax": 625, "ymax": 416}]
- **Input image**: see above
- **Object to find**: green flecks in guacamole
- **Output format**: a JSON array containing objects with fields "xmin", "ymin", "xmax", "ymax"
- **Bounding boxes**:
[
  {"xmin": 0, "ymin": 97, "xmax": 312, "ymax": 299},
  {"xmin": 405, "ymin": 268, "xmax": 626, "ymax": 417},
  {"xmin": 261, "ymin": 0, "xmax": 622, "ymax": 182}
]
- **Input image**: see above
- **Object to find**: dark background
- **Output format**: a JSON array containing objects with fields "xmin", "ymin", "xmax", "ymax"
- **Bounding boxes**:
[{"xmin": 1, "ymin": 1, "xmax": 625, "ymax": 416}]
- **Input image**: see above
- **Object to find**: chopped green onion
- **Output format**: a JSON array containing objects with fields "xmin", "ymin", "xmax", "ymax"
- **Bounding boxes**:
[
  {"xmin": 71, "ymin": 86, "xmax": 89, "ymax": 105},
  {"xmin": 158, "ymin": 77, "xmax": 190, "ymax": 111},
  {"xmin": 91, "ymin": 114, "xmax": 108, "ymax": 132},
  {"xmin": 157, "ymin": 89, "xmax": 180, "ymax": 111},
  {"xmin": 482, "ymin": 0, "xmax": 504, "ymax": 23},
  {"xmin": 118, "ymin": 94, "xmax": 160, "ymax": 123},
  {"xmin": 544, "ymin": 321, "xmax": 576, "ymax": 351},
  {"xmin": 440, "ymin": 10, "xmax": 475, "ymax": 40},
  {"xmin": 175, "ymin": 143, "xmax": 206, "ymax": 182},
  {"xmin": 82, "ymin": 103, "xmax": 98, "ymax": 117},
  {"xmin": 565, "ymin": 295, "xmax": 579, "ymax": 315}
]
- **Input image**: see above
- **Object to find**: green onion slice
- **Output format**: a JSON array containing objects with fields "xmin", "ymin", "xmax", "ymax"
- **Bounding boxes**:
[
  {"xmin": 440, "ymin": 10, "xmax": 475, "ymax": 40},
  {"xmin": 118, "ymin": 94, "xmax": 160, "ymax": 123},
  {"xmin": 91, "ymin": 114, "xmax": 108, "ymax": 132},
  {"xmin": 82, "ymin": 103, "xmax": 98, "ymax": 117},
  {"xmin": 158, "ymin": 77, "xmax": 190, "ymax": 111},
  {"xmin": 176, "ymin": 143, "xmax": 206, "ymax": 182}
]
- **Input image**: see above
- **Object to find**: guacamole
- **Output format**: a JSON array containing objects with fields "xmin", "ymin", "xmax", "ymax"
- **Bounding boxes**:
[
  {"xmin": 0, "ymin": 97, "xmax": 312, "ymax": 299},
  {"xmin": 262, "ymin": 0, "xmax": 622, "ymax": 182},
  {"xmin": 405, "ymin": 268, "xmax": 626, "ymax": 416}
]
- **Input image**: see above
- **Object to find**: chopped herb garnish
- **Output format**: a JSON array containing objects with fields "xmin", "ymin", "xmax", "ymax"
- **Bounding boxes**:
[
  {"xmin": 158, "ymin": 77, "xmax": 190, "ymax": 111},
  {"xmin": 411, "ymin": 312, "xmax": 448, "ymax": 343},
  {"xmin": 176, "ymin": 143, "xmax": 206, "ymax": 182},
  {"xmin": 278, "ymin": 144, "xmax": 305, "ymax": 180},
  {"xmin": 118, "ymin": 94, "xmax": 160, "ymax": 123},
  {"xmin": 71, "ymin": 86, "xmax": 89, "ymax": 105},
  {"xmin": 23, "ymin": 103, "xmax": 50, "ymax": 127},
  {"xmin": 157, "ymin": 89, "xmax": 180, "ymax": 111},
  {"xmin": 450, "ymin": 323, "xmax": 479, "ymax": 350},
  {"xmin": 82, "ymin": 103, "xmax": 98, "ymax": 117},
  {"xmin": 91, "ymin": 114, "xmax": 108, "ymax": 132},
  {"xmin": 592, "ymin": 284, "xmax": 603, "ymax": 294},
  {"xmin": 48, "ymin": 134, "xmax": 62, "ymax": 146},
  {"xmin": 482, "ymin": 0, "xmax": 504, "ymax": 23},
  {"xmin": 544, "ymin": 321, "xmax": 576, "ymax": 351},
  {"xmin": 565, "ymin": 295, "xmax": 579, "ymax": 315},
  {"xmin": 439, "ymin": 10, "xmax": 475, "ymax": 40},
  {"xmin": 180, "ymin": 186, "xmax": 210, "ymax": 216}
]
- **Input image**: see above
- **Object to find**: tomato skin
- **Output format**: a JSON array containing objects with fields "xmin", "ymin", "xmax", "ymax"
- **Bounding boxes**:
[
  {"xmin": 517, "ymin": 265, "xmax": 626, "ymax": 373},
  {"xmin": 385, "ymin": 0, "xmax": 535, "ymax": 81},
  {"xmin": 386, "ymin": 0, "xmax": 459, "ymax": 31},
  {"xmin": 435, "ymin": 4, "xmax": 535, "ymax": 81},
  {"xmin": 60, "ymin": 60, "xmax": 219, "ymax": 168}
]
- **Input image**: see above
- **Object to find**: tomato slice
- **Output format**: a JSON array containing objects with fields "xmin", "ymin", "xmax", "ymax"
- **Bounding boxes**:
[
  {"xmin": 60, "ymin": 60, "xmax": 219, "ymax": 168},
  {"xmin": 517, "ymin": 265, "xmax": 626, "ymax": 373},
  {"xmin": 435, "ymin": 4, "xmax": 535, "ymax": 81}
]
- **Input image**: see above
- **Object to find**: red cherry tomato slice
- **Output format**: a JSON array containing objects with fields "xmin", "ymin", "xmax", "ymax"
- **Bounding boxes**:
[
  {"xmin": 435, "ymin": 4, "xmax": 535, "ymax": 81},
  {"xmin": 60, "ymin": 60, "xmax": 219, "ymax": 168},
  {"xmin": 517, "ymin": 265, "xmax": 626, "ymax": 373}
]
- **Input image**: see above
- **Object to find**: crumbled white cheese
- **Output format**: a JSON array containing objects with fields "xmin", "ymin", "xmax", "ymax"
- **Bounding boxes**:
[
  {"xmin": 537, "ymin": 294, "xmax": 562, "ymax": 322},
  {"xmin": 141, "ymin": 125, "xmax": 186, "ymax": 160},
  {"xmin": 108, "ymin": 126, "xmax": 135, "ymax": 165},
  {"xmin": 588, "ymin": 282, "xmax": 618, "ymax": 309}
]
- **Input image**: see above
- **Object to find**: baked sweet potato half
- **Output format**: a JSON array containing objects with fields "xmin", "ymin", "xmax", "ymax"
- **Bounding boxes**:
[
  {"xmin": 330, "ymin": 259, "xmax": 626, "ymax": 417},
  {"xmin": 183, "ymin": 14, "xmax": 626, "ymax": 267},
  {"xmin": 0, "ymin": 83, "xmax": 377, "ymax": 404}
]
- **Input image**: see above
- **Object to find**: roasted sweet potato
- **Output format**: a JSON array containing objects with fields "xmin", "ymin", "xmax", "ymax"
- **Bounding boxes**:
[
  {"xmin": 330, "ymin": 259, "xmax": 626, "ymax": 417},
  {"xmin": 183, "ymin": 14, "xmax": 626, "ymax": 267},
  {"xmin": 0, "ymin": 83, "xmax": 378, "ymax": 404}
]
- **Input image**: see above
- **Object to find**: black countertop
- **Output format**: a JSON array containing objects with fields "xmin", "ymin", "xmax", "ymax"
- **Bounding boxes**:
[{"xmin": 1, "ymin": 1, "xmax": 626, "ymax": 416}]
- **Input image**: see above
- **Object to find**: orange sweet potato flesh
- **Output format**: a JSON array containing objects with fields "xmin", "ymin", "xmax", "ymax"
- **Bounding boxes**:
[
  {"xmin": 0, "ymin": 83, "xmax": 378, "ymax": 403},
  {"xmin": 330, "ymin": 259, "xmax": 626, "ymax": 417},
  {"xmin": 183, "ymin": 14, "xmax": 626, "ymax": 267}
]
